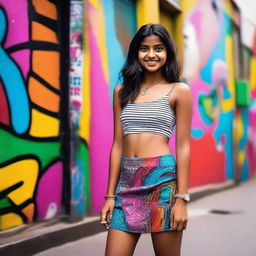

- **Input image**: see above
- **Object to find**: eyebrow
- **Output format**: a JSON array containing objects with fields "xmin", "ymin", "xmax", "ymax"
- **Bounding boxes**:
[{"xmin": 140, "ymin": 44, "xmax": 165, "ymax": 47}]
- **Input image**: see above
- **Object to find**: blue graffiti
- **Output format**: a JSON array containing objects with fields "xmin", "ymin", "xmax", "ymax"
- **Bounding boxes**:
[
  {"xmin": 0, "ymin": 8, "xmax": 30, "ymax": 134},
  {"xmin": 103, "ymin": 0, "xmax": 137, "ymax": 104}
]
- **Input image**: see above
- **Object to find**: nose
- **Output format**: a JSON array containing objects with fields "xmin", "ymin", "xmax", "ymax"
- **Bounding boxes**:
[{"xmin": 147, "ymin": 48, "xmax": 156, "ymax": 58}]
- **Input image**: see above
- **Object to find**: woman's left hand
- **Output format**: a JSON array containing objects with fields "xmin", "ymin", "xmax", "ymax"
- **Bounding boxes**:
[{"xmin": 170, "ymin": 198, "xmax": 188, "ymax": 231}]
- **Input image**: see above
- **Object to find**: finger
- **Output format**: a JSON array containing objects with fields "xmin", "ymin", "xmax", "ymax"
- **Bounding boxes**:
[
  {"xmin": 101, "ymin": 221, "xmax": 109, "ymax": 230},
  {"xmin": 100, "ymin": 213, "xmax": 107, "ymax": 225},
  {"xmin": 172, "ymin": 219, "xmax": 178, "ymax": 231},
  {"xmin": 100, "ymin": 219, "xmax": 107, "ymax": 225},
  {"xmin": 100, "ymin": 210, "xmax": 107, "ymax": 217},
  {"xmin": 170, "ymin": 210, "xmax": 174, "ymax": 228},
  {"xmin": 107, "ymin": 209, "xmax": 113, "ymax": 223},
  {"xmin": 177, "ymin": 221, "xmax": 184, "ymax": 232},
  {"xmin": 100, "ymin": 214, "xmax": 107, "ymax": 220}
]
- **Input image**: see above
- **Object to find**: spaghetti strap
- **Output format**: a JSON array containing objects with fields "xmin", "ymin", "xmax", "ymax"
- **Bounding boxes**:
[{"xmin": 167, "ymin": 84, "xmax": 176, "ymax": 97}]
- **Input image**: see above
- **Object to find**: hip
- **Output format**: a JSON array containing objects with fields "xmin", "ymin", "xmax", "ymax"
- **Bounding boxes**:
[{"xmin": 115, "ymin": 153, "xmax": 177, "ymax": 195}]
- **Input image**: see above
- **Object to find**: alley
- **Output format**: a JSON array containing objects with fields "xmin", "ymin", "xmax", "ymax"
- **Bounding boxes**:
[{"xmin": 35, "ymin": 177, "xmax": 256, "ymax": 256}]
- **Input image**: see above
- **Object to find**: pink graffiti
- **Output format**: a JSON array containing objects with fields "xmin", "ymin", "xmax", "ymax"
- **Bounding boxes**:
[
  {"xmin": 0, "ymin": 0, "xmax": 30, "ymax": 78},
  {"xmin": 36, "ymin": 162, "xmax": 63, "ymax": 220}
]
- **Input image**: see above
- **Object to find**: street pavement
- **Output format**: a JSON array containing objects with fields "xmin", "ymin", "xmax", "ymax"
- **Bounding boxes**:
[{"xmin": 35, "ymin": 177, "xmax": 256, "ymax": 256}]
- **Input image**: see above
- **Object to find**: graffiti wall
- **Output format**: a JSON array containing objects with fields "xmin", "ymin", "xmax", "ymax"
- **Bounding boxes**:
[
  {"xmin": 85, "ymin": 0, "xmax": 137, "ymax": 213},
  {"xmin": 0, "ymin": 0, "xmax": 63, "ymax": 230},
  {"xmin": 1, "ymin": 0, "xmax": 255, "ymax": 231},
  {"xmin": 86, "ymin": 0, "xmax": 256, "ymax": 214},
  {"xmin": 182, "ymin": 0, "xmax": 256, "ymax": 187}
]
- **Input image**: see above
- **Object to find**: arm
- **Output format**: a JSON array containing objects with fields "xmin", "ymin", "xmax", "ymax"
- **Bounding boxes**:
[
  {"xmin": 100, "ymin": 84, "xmax": 123, "ymax": 229},
  {"xmin": 106, "ymin": 84, "xmax": 124, "ymax": 195},
  {"xmin": 175, "ymin": 83, "xmax": 192, "ymax": 196},
  {"xmin": 171, "ymin": 82, "xmax": 193, "ymax": 231}
]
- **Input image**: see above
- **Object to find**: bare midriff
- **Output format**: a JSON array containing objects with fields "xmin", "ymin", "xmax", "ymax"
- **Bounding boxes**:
[{"xmin": 122, "ymin": 133, "xmax": 173, "ymax": 158}]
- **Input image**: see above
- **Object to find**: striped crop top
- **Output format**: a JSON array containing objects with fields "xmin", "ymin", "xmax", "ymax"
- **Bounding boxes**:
[{"xmin": 120, "ymin": 85, "xmax": 176, "ymax": 139}]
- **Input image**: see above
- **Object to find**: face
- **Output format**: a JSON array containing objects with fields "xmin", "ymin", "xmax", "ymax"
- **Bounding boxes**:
[{"xmin": 138, "ymin": 35, "xmax": 167, "ymax": 73}]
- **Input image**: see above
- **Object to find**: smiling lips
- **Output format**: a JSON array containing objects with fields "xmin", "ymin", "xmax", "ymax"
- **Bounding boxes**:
[{"xmin": 145, "ymin": 60, "xmax": 159, "ymax": 66}]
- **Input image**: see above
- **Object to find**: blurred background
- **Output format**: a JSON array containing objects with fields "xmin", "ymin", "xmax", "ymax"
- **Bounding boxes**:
[{"xmin": 0, "ymin": 0, "xmax": 255, "ymax": 255}]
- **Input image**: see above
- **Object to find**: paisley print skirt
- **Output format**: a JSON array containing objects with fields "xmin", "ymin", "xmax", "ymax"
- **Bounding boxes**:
[{"xmin": 109, "ymin": 154, "xmax": 177, "ymax": 233}]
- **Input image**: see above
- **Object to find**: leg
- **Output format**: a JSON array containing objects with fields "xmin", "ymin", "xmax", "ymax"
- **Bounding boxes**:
[
  {"xmin": 105, "ymin": 227, "xmax": 141, "ymax": 256},
  {"xmin": 151, "ymin": 231, "xmax": 183, "ymax": 256}
]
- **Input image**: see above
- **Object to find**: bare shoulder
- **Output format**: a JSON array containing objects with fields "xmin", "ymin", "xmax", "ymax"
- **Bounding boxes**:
[
  {"xmin": 173, "ymin": 82, "xmax": 191, "ymax": 98},
  {"xmin": 173, "ymin": 82, "xmax": 190, "ymax": 92},
  {"xmin": 113, "ymin": 84, "xmax": 123, "ymax": 108},
  {"xmin": 114, "ymin": 83, "xmax": 123, "ymax": 94}
]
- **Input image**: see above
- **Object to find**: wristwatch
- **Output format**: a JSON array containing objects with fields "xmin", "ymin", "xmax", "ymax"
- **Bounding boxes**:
[{"xmin": 174, "ymin": 193, "xmax": 190, "ymax": 202}]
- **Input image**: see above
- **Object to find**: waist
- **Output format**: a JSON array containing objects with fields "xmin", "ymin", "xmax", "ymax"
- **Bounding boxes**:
[
  {"xmin": 121, "ymin": 153, "xmax": 176, "ymax": 167},
  {"xmin": 123, "ymin": 133, "xmax": 172, "ymax": 156}
]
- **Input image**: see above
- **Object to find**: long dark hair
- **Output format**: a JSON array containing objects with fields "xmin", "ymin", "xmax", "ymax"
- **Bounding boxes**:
[{"xmin": 118, "ymin": 23, "xmax": 181, "ymax": 109}]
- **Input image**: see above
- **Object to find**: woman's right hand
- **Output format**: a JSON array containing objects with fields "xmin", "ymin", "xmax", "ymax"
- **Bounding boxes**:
[{"xmin": 100, "ymin": 199, "xmax": 115, "ymax": 230}]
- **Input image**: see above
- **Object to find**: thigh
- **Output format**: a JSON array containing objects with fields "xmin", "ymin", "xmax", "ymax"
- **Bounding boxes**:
[
  {"xmin": 151, "ymin": 231, "xmax": 183, "ymax": 256},
  {"xmin": 105, "ymin": 228, "xmax": 141, "ymax": 256}
]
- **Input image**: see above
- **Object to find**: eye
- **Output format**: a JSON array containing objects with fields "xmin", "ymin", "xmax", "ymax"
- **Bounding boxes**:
[
  {"xmin": 155, "ymin": 46, "xmax": 164, "ymax": 52},
  {"xmin": 139, "ymin": 47, "xmax": 148, "ymax": 52}
]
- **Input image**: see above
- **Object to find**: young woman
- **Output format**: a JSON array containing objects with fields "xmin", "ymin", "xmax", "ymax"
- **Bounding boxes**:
[{"xmin": 100, "ymin": 23, "xmax": 192, "ymax": 256}]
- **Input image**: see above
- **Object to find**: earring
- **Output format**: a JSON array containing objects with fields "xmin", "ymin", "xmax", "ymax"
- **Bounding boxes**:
[
  {"xmin": 165, "ymin": 65, "xmax": 169, "ymax": 74},
  {"xmin": 139, "ymin": 66, "xmax": 142, "ymax": 72}
]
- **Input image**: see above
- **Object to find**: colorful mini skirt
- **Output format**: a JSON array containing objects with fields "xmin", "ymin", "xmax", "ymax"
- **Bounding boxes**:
[{"xmin": 109, "ymin": 154, "xmax": 177, "ymax": 233}]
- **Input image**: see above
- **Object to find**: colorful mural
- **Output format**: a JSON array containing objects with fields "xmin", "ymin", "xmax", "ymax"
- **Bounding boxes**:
[
  {"xmin": 1, "ymin": 0, "xmax": 255, "ymax": 231},
  {"xmin": 86, "ymin": 0, "xmax": 256, "ymax": 214},
  {"xmin": 182, "ymin": 0, "xmax": 256, "ymax": 186},
  {"xmin": 182, "ymin": 0, "xmax": 232, "ymax": 186},
  {"xmin": 0, "ymin": 0, "xmax": 63, "ymax": 230},
  {"xmin": 85, "ymin": 0, "xmax": 137, "ymax": 213}
]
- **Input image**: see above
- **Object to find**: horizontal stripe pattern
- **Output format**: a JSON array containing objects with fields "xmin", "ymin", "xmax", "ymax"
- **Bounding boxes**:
[{"xmin": 120, "ymin": 86, "xmax": 176, "ymax": 139}]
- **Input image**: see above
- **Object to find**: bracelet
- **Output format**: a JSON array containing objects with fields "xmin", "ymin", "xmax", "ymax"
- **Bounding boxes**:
[{"xmin": 104, "ymin": 195, "xmax": 116, "ymax": 200}]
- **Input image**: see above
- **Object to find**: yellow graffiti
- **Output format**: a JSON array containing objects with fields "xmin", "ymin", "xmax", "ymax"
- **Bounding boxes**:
[
  {"xmin": 88, "ymin": 0, "xmax": 101, "ymax": 9},
  {"xmin": 238, "ymin": 151, "xmax": 245, "ymax": 166},
  {"xmin": 0, "ymin": 213, "xmax": 23, "ymax": 230},
  {"xmin": 224, "ymin": 0, "xmax": 233, "ymax": 18},
  {"xmin": 80, "ymin": 16, "xmax": 91, "ymax": 143},
  {"xmin": 234, "ymin": 111, "xmax": 243, "ymax": 140},
  {"xmin": 160, "ymin": 12, "xmax": 173, "ymax": 36},
  {"xmin": 87, "ymin": 2, "xmax": 109, "ymax": 83},
  {"xmin": 0, "ymin": 159, "xmax": 39, "ymax": 230},
  {"xmin": 180, "ymin": 0, "xmax": 198, "ymax": 14},
  {"xmin": 29, "ymin": 108, "xmax": 59, "ymax": 137},
  {"xmin": 234, "ymin": 112, "xmax": 245, "ymax": 166},
  {"xmin": 0, "ymin": 159, "xmax": 39, "ymax": 205},
  {"xmin": 136, "ymin": 0, "xmax": 159, "ymax": 27},
  {"xmin": 224, "ymin": 35, "xmax": 235, "ymax": 111},
  {"xmin": 250, "ymin": 57, "xmax": 256, "ymax": 90}
]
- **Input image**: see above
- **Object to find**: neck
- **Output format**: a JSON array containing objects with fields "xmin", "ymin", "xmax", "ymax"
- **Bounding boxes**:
[{"xmin": 142, "ymin": 70, "xmax": 164, "ymax": 86}]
